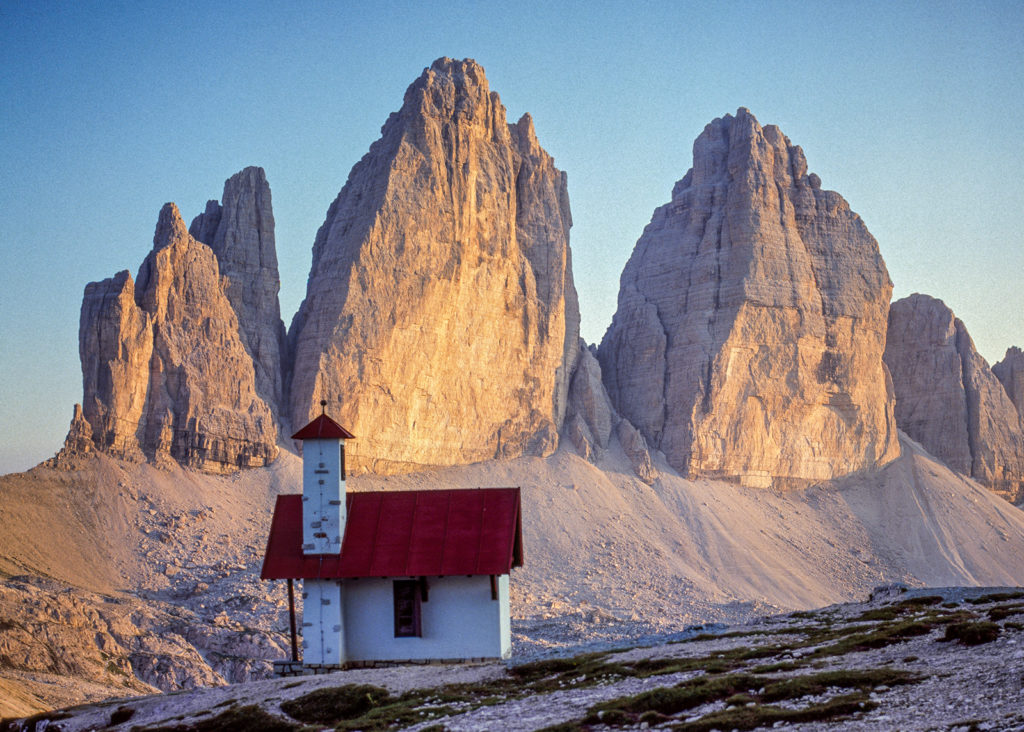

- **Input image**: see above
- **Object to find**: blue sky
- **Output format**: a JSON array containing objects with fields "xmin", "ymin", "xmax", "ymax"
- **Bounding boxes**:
[{"xmin": 1, "ymin": 1, "xmax": 1022, "ymax": 474}]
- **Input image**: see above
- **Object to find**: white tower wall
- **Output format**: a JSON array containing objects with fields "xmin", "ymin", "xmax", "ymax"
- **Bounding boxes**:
[
  {"xmin": 301, "ymin": 437, "xmax": 345, "ymax": 555},
  {"xmin": 301, "ymin": 579, "xmax": 344, "ymax": 665}
]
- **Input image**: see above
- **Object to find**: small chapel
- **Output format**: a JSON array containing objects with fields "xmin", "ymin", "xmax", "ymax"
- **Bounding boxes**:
[{"xmin": 260, "ymin": 404, "xmax": 523, "ymax": 671}]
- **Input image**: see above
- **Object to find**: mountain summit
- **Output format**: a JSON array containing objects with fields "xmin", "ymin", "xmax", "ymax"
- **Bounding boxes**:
[
  {"xmin": 598, "ymin": 108, "xmax": 899, "ymax": 486},
  {"xmin": 287, "ymin": 57, "xmax": 580, "ymax": 473}
]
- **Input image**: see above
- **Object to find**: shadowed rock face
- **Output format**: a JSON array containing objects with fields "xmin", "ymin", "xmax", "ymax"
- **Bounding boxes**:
[
  {"xmin": 885, "ymin": 294, "xmax": 1024, "ymax": 501},
  {"xmin": 77, "ymin": 204, "xmax": 277, "ymax": 472},
  {"xmin": 190, "ymin": 167, "xmax": 285, "ymax": 418},
  {"xmin": 994, "ymin": 346, "xmax": 1024, "ymax": 418},
  {"xmin": 288, "ymin": 57, "xmax": 579, "ymax": 474},
  {"xmin": 598, "ymin": 108, "xmax": 899, "ymax": 487}
]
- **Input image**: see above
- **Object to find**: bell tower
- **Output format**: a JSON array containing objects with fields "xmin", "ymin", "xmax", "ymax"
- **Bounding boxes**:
[{"xmin": 290, "ymin": 401, "xmax": 354, "ymax": 665}]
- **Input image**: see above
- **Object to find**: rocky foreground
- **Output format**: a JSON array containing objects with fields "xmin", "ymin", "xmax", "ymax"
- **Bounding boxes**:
[{"xmin": 8, "ymin": 585, "xmax": 1024, "ymax": 731}]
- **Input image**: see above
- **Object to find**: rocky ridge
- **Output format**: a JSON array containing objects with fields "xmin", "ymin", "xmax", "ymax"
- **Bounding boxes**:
[
  {"xmin": 598, "ymin": 108, "xmax": 899, "ymax": 487},
  {"xmin": 77, "ymin": 202, "xmax": 278, "ymax": 472},
  {"xmin": 885, "ymin": 293, "xmax": 1024, "ymax": 502},
  {"xmin": 287, "ymin": 57, "xmax": 579, "ymax": 474}
]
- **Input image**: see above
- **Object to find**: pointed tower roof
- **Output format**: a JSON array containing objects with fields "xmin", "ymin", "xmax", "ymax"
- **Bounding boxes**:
[{"xmin": 291, "ymin": 403, "xmax": 355, "ymax": 440}]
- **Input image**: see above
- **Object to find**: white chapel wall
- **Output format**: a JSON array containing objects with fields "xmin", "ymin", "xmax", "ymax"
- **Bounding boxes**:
[{"xmin": 343, "ymin": 574, "xmax": 510, "ymax": 661}]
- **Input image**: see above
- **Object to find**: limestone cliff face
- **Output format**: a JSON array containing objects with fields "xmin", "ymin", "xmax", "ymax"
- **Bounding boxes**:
[
  {"xmin": 189, "ymin": 167, "xmax": 285, "ymax": 417},
  {"xmin": 598, "ymin": 108, "xmax": 899, "ymax": 486},
  {"xmin": 994, "ymin": 347, "xmax": 1024, "ymax": 418},
  {"xmin": 566, "ymin": 343, "xmax": 614, "ymax": 453},
  {"xmin": 79, "ymin": 270, "xmax": 154, "ymax": 463},
  {"xmin": 77, "ymin": 204, "xmax": 277, "ymax": 472},
  {"xmin": 885, "ymin": 294, "xmax": 1024, "ymax": 501},
  {"xmin": 288, "ymin": 58, "xmax": 579, "ymax": 473}
]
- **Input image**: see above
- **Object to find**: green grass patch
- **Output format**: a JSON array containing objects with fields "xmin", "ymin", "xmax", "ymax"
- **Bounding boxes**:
[
  {"xmin": 988, "ymin": 604, "xmax": 1024, "ymax": 621},
  {"xmin": 573, "ymin": 666, "xmax": 922, "ymax": 730},
  {"xmin": 966, "ymin": 591, "xmax": 1024, "ymax": 605},
  {"xmin": 278, "ymin": 678, "xmax": 528, "ymax": 731},
  {"xmin": 808, "ymin": 619, "xmax": 935, "ymax": 658},
  {"xmin": 576, "ymin": 666, "xmax": 922, "ymax": 729},
  {"xmin": 854, "ymin": 595, "xmax": 944, "ymax": 622},
  {"xmin": 674, "ymin": 693, "xmax": 876, "ymax": 731},
  {"xmin": 509, "ymin": 652, "xmax": 611, "ymax": 682},
  {"xmin": 942, "ymin": 621, "xmax": 1000, "ymax": 646},
  {"xmin": 535, "ymin": 722, "xmax": 584, "ymax": 732},
  {"xmin": 132, "ymin": 705, "xmax": 297, "ymax": 731},
  {"xmin": 280, "ymin": 684, "xmax": 392, "ymax": 726},
  {"xmin": 585, "ymin": 672, "xmax": 764, "ymax": 721},
  {"xmin": 855, "ymin": 606, "xmax": 903, "ymax": 621},
  {"xmin": 749, "ymin": 660, "xmax": 803, "ymax": 674},
  {"xmin": 901, "ymin": 595, "xmax": 945, "ymax": 607},
  {"xmin": 759, "ymin": 668, "xmax": 921, "ymax": 702}
]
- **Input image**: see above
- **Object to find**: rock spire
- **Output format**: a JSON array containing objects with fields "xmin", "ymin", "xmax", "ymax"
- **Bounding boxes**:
[
  {"xmin": 76, "ymin": 202, "xmax": 277, "ymax": 472},
  {"xmin": 598, "ymin": 108, "xmax": 899, "ymax": 486},
  {"xmin": 190, "ymin": 166, "xmax": 286, "ymax": 417},
  {"xmin": 287, "ymin": 57, "xmax": 579, "ymax": 473},
  {"xmin": 885, "ymin": 294, "xmax": 1024, "ymax": 501}
]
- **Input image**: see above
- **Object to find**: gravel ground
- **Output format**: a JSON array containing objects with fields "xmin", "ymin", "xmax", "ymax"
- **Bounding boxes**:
[{"xmin": 19, "ymin": 585, "xmax": 1024, "ymax": 732}]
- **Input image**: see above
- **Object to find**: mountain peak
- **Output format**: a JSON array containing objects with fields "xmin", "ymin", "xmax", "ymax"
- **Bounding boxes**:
[
  {"xmin": 288, "ymin": 58, "xmax": 579, "ymax": 474},
  {"xmin": 153, "ymin": 202, "xmax": 191, "ymax": 251},
  {"xmin": 599, "ymin": 110, "xmax": 897, "ymax": 486}
]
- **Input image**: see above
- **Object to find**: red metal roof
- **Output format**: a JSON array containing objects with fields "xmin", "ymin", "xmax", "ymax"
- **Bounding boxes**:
[
  {"xmin": 291, "ymin": 414, "xmax": 355, "ymax": 440},
  {"xmin": 261, "ymin": 487, "xmax": 523, "ymax": 580}
]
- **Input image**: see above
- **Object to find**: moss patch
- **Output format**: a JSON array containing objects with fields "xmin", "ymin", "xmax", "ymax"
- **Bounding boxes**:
[
  {"xmin": 988, "ymin": 604, "xmax": 1024, "ymax": 621},
  {"xmin": 759, "ymin": 668, "xmax": 920, "ymax": 702},
  {"xmin": 942, "ymin": 621, "xmax": 1000, "ymax": 646},
  {"xmin": 279, "ymin": 684, "xmax": 391, "ymax": 726},
  {"xmin": 674, "ymin": 693, "xmax": 876, "ymax": 731},
  {"xmin": 576, "ymin": 666, "xmax": 921, "ymax": 729},
  {"xmin": 586, "ymin": 673, "xmax": 764, "ymax": 721},
  {"xmin": 132, "ymin": 705, "xmax": 298, "ymax": 731},
  {"xmin": 278, "ymin": 684, "xmax": 459, "ymax": 731},
  {"xmin": 966, "ymin": 591, "xmax": 1024, "ymax": 605}
]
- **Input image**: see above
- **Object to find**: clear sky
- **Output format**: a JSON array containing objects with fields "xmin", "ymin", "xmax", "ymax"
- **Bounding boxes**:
[{"xmin": 1, "ymin": 1, "xmax": 1022, "ymax": 475}]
